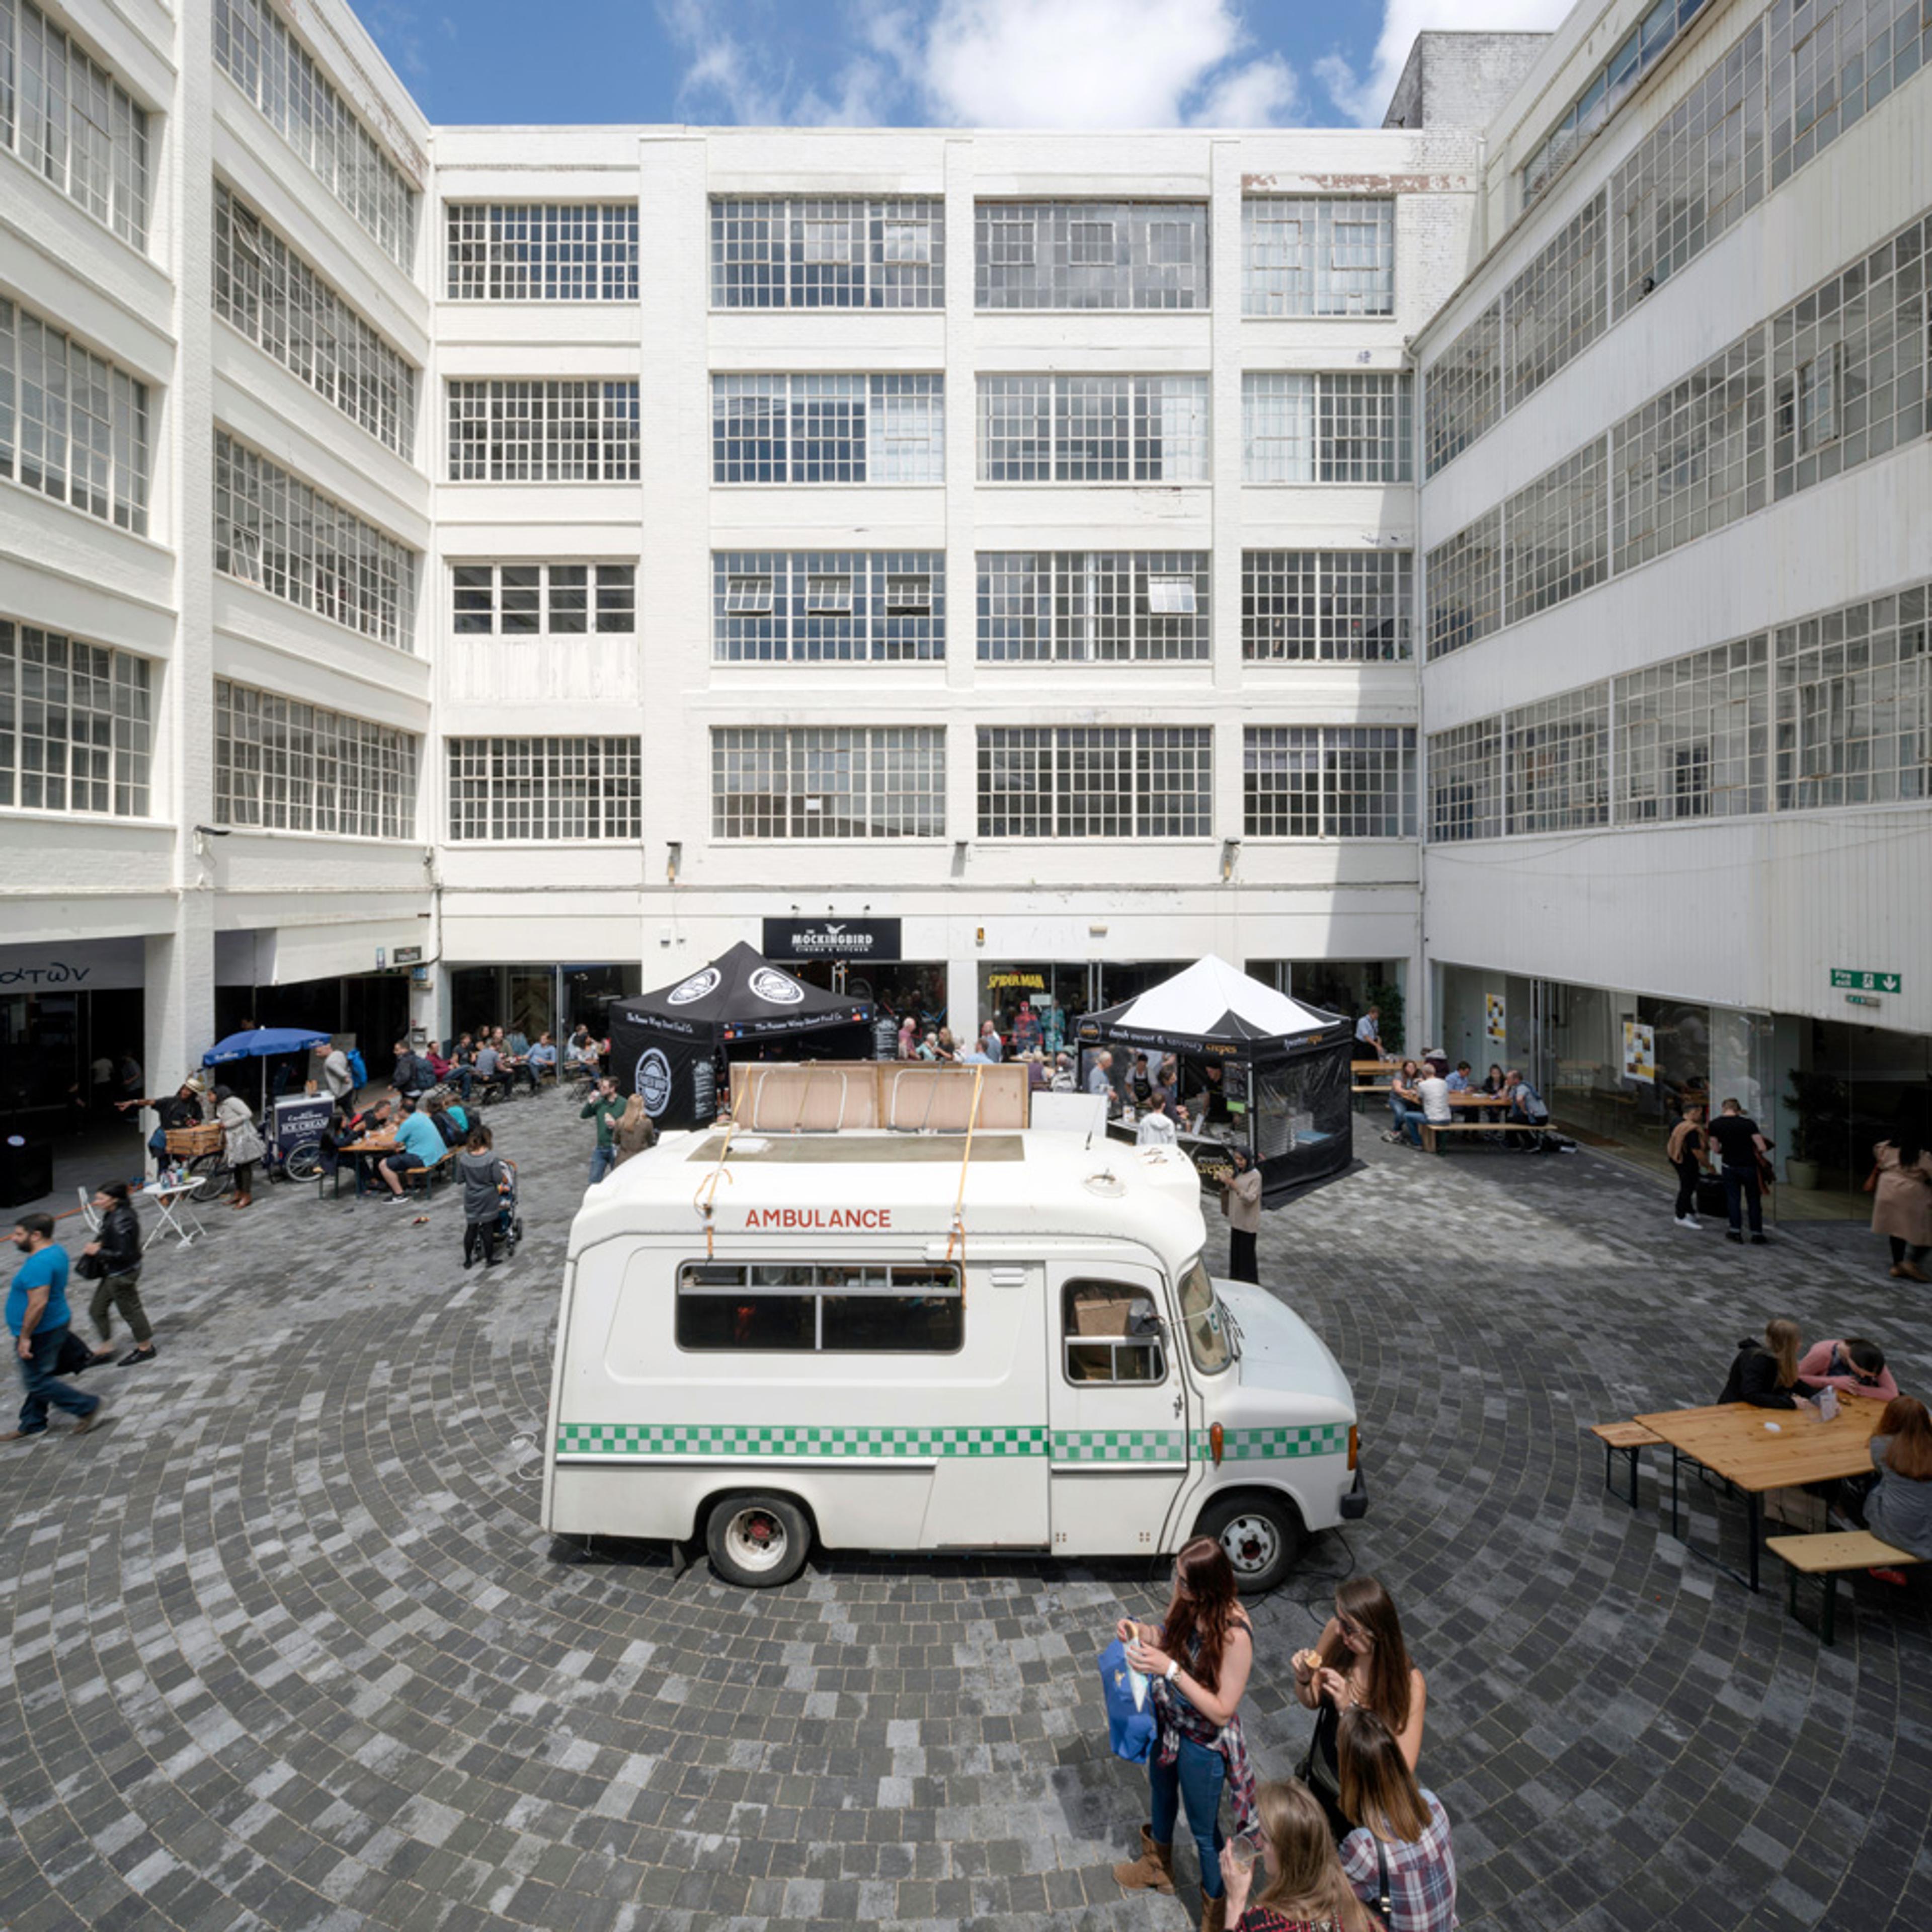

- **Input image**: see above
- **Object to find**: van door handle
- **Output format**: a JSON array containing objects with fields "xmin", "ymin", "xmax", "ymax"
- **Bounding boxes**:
[{"xmin": 1172, "ymin": 1393, "xmax": 1183, "ymax": 1418}]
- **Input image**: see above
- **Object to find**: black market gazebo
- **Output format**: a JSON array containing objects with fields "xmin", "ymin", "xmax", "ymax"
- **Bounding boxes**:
[
  {"xmin": 1076, "ymin": 955, "xmax": 1355, "ymax": 1203},
  {"xmin": 608, "ymin": 943, "xmax": 874, "ymax": 1130}
]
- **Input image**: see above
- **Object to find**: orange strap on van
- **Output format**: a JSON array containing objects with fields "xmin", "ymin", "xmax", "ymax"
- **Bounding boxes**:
[
  {"xmin": 694, "ymin": 1120, "xmax": 737, "ymax": 1258},
  {"xmin": 944, "ymin": 1066, "xmax": 984, "ymax": 1272}
]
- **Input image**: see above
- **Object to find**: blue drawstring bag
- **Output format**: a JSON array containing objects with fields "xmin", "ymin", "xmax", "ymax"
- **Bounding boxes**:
[{"xmin": 1098, "ymin": 1638, "xmax": 1157, "ymax": 1764}]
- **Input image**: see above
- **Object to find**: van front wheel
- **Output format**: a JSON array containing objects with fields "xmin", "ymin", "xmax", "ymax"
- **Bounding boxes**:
[
  {"xmin": 705, "ymin": 1493, "xmax": 810, "ymax": 1588},
  {"xmin": 1198, "ymin": 1493, "xmax": 1303, "ymax": 1595}
]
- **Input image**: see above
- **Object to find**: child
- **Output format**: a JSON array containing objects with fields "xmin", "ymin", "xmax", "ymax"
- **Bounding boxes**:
[{"xmin": 457, "ymin": 1123, "xmax": 509, "ymax": 1268}]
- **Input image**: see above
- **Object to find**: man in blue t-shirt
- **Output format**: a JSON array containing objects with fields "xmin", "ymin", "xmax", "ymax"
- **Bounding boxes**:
[
  {"xmin": 378, "ymin": 1103, "xmax": 449, "ymax": 1200},
  {"xmin": 5, "ymin": 1215, "xmax": 105, "ymax": 1441}
]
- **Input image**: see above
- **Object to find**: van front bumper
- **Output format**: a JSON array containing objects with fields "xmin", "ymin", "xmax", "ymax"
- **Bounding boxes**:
[{"xmin": 1339, "ymin": 1467, "xmax": 1369, "ymax": 1520}]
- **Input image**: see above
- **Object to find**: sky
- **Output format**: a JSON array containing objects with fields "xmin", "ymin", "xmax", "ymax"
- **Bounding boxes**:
[{"xmin": 357, "ymin": 0, "xmax": 1575, "ymax": 133}]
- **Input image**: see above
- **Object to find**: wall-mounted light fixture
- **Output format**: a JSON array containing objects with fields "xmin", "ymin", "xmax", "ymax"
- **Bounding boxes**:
[
  {"xmin": 665, "ymin": 840, "xmax": 682, "ymax": 884},
  {"xmin": 1220, "ymin": 838, "xmax": 1241, "ymax": 882}
]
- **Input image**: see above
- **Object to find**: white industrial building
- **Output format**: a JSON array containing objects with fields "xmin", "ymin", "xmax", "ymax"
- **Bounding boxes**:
[{"xmin": 1, "ymin": 0, "xmax": 1926, "ymax": 1208}]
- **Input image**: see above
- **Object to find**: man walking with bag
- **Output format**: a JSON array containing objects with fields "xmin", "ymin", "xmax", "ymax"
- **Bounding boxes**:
[{"xmin": 3, "ymin": 1216, "xmax": 106, "ymax": 1442}]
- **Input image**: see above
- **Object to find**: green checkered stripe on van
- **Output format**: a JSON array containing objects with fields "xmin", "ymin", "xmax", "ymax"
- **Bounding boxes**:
[
  {"xmin": 555, "ymin": 1423, "xmax": 1048, "ymax": 1460},
  {"xmin": 1051, "ymin": 1429, "xmax": 1187, "ymax": 1463},
  {"xmin": 1191, "ymin": 1424, "xmax": 1349, "ymax": 1460}
]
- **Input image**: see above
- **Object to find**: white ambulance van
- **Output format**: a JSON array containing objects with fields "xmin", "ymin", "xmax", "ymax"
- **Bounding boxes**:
[{"xmin": 542, "ymin": 1126, "xmax": 1365, "ymax": 1588}]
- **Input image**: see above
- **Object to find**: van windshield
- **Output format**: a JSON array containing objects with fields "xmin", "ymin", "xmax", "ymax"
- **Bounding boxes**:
[{"xmin": 1176, "ymin": 1256, "xmax": 1233, "ymax": 1374}]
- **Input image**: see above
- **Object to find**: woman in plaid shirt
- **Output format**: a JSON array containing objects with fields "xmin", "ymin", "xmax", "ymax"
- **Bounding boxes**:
[{"xmin": 1337, "ymin": 1709, "xmax": 1458, "ymax": 1931}]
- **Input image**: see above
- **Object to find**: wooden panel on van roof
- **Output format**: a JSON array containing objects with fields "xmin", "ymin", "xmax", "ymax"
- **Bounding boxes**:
[{"xmin": 684, "ymin": 1132, "xmax": 1028, "ymax": 1164}]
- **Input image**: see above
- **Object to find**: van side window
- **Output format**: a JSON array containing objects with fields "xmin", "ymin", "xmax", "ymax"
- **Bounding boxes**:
[
  {"xmin": 676, "ymin": 1261, "xmax": 963, "ymax": 1353},
  {"xmin": 1063, "ymin": 1281, "xmax": 1165, "ymax": 1385}
]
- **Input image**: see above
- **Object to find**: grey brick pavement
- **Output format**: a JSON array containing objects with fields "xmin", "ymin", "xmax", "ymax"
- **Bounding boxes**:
[{"xmin": 2, "ymin": 1090, "xmax": 1928, "ymax": 1930}]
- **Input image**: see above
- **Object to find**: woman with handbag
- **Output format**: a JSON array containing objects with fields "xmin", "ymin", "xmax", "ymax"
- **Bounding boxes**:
[
  {"xmin": 1868, "ymin": 1132, "xmax": 1932, "ymax": 1281},
  {"xmin": 1335, "ymin": 1709, "xmax": 1457, "ymax": 1931},
  {"xmin": 1112, "ymin": 1536, "xmax": 1259, "ymax": 1932},
  {"xmin": 212, "ymin": 1085, "xmax": 266, "ymax": 1210},
  {"xmin": 80, "ymin": 1182, "xmax": 156, "ymax": 1366},
  {"xmin": 1218, "ymin": 1779, "xmax": 1371, "ymax": 1931},
  {"xmin": 1290, "ymin": 1576, "xmax": 1427, "ymax": 1842}
]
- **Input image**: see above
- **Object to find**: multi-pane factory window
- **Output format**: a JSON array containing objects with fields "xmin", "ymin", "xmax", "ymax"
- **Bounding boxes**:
[
  {"xmin": 1504, "ymin": 193, "xmax": 1608, "ymax": 409},
  {"xmin": 712, "ymin": 553, "xmax": 944, "ymax": 662},
  {"xmin": 1611, "ymin": 24, "xmax": 1764, "ymax": 319},
  {"xmin": 1504, "ymin": 439, "xmax": 1609, "ymax": 627},
  {"xmin": 446, "ymin": 737, "xmax": 642, "ymax": 841},
  {"xmin": 1772, "ymin": 213, "xmax": 1930, "ymax": 500},
  {"xmin": 1243, "ymin": 373, "xmax": 1411, "ymax": 482},
  {"xmin": 214, "ymin": 184, "xmax": 417, "ymax": 457},
  {"xmin": 1776, "ymin": 586, "xmax": 1932, "ymax": 809},
  {"xmin": 214, "ymin": 433, "xmax": 418, "ymax": 651},
  {"xmin": 1241, "ymin": 552, "xmax": 1412, "ymax": 662},
  {"xmin": 976, "ymin": 727, "xmax": 1212, "ymax": 838},
  {"xmin": 976, "ymin": 554, "xmax": 1210, "ymax": 662},
  {"xmin": 212, "ymin": 0, "xmax": 418, "ymax": 269},
  {"xmin": 0, "ymin": 299, "xmax": 149, "ymax": 535},
  {"xmin": 1242, "ymin": 199, "xmax": 1395, "ymax": 316},
  {"xmin": 710, "ymin": 198, "xmax": 944, "ymax": 307},
  {"xmin": 975, "ymin": 202, "xmax": 1209, "ymax": 310},
  {"xmin": 1613, "ymin": 332, "xmax": 1766, "ymax": 571},
  {"xmin": 1618, "ymin": 634, "xmax": 1771, "ymax": 821},
  {"xmin": 1423, "ymin": 302, "xmax": 1501, "ymax": 475},
  {"xmin": 0, "ymin": 620, "xmax": 150, "ymax": 817},
  {"xmin": 1243, "ymin": 728, "xmax": 1415, "ymax": 838},
  {"xmin": 711, "ymin": 727, "xmax": 945, "ymax": 839},
  {"xmin": 711, "ymin": 375, "xmax": 944, "ymax": 483},
  {"xmin": 217, "ymin": 680, "xmax": 417, "ymax": 838},
  {"xmin": 446, "ymin": 205, "xmax": 639, "ymax": 300},
  {"xmin": 447, "ymin": 381, "xmax": 641, "ymax": 481},
  {"xmin": 1767, "ymin": 0, "xmax": 1932, "ymax": 190},
  {"xmin": 1425, "ymin": 510, "xmax": 1502, "ymax": 661},
  {"xmin": 1426, "ymin": 720, "xmax": 1504, "ymax": 843},
  {"xmin": 2, "ymin": 0, "xmax": 149, "ymax": 246},
  {"xmin": 451, "ymin": 563, "xmax": 635, "ymax": 635},
  {"xmin": 977, "ymin": 377, "xmax": 1209, "ymax": 482},
  {"xmin": 1506, "ymin": 686, "xmax": 1611, "ymax": 834}
]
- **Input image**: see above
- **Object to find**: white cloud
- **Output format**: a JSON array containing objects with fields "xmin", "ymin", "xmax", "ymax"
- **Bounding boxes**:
[
  {"xmin": 658, "ymin": 0, "xmax": 1303, "ymax": 130},
  {"xmin": 921, "ymin": 0, "xmax": 1298, "ymax": 127},
  {"xmin": 1318, "ymin": 0, "xmax": 1574, "ymax": 127}
]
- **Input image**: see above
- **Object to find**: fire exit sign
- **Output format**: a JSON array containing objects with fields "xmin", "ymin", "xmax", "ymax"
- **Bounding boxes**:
[{"xmin": 1831, "ymin": 968, "xmax": 1901, "ymax": 993}]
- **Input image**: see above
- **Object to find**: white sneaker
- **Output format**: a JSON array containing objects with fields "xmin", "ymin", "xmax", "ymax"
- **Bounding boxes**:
[{"xmin": 1675, "ymin": 1214, "xmax": 1701, "ymax": 1229}]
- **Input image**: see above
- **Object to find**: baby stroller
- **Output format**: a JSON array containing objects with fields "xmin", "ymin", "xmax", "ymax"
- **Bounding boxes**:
[{"xmin": 491, "ymin": 1158, "xmax": 524, "ymax": 1259}]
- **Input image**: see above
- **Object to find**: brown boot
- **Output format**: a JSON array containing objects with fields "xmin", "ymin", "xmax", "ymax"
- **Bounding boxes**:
[
  {"xmin": 1900, "ymin": 1262, "xmax": 1931, "ymax": 1283},
  {"xmin": 1112, "ymin": 1825, "xmax": 1175, "ymax": 1894},
  {"xmin": 1200, "ymin": 1890, "xmax": 1227, "ymax": 1932}
]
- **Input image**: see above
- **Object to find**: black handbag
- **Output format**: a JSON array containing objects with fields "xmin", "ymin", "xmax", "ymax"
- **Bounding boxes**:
[{"xmin": 74, "ymin": 1249, "xmax": 109, "ymax": 1280}]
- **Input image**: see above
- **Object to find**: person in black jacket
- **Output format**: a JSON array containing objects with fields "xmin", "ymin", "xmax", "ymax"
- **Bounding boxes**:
[
  {"xmin": 391, "ymin": 1040, "xmax": 434, "ymax": 1103},
  {"xmin": 1718, "ymin": 1317, "xmax": 1818, "ymax": 1410},
  {"xmin": 82, "ymin": 1182, "xmax": 155, "ymax": 1366}
]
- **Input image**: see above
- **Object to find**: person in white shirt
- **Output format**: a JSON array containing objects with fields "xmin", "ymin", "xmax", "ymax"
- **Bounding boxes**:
[
  {"xmin": 323, "ymin": 1047, "xmax": 354, "ymax": 1102},
  {"xmin": 1403, "ymin": 1071, "xmax": 1453, "ymax": 1148},
  {"xmin": 1085, "ymin": 1050, "xmax": 1117, "ymax": 1111},
  {"xmin": 1135, "ymin": 1095, "xmax": 1178, "ymax": 1147},
  {"xmin": 1354, "ymin": 1008, "xmax": 1383, "ymax": 1059}
]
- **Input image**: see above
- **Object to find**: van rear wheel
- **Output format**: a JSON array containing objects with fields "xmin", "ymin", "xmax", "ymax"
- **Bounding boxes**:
[
  {"xmin": 1198, "ymin": 1493, "xmax": 1303, "ymax": 1595},
  {"xmin": 705, "ymin": 1493, "xmax": 810, "ymax": 1588}
]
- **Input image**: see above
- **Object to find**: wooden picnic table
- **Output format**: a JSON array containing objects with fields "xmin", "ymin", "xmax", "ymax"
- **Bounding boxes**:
[
  {"xmin": 1634, "ymin": 1399, "xmax": 1884, "ymax": 1591},
  {"xmin": 333, "ymin": 1135, "xmax": 398, "ymax": 1199}
]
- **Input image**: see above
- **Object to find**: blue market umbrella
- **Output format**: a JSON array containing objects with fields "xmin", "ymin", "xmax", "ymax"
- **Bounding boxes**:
[{"xmin": 203, "ymin": 1027, "xmax": 333, "ymax": 1114}]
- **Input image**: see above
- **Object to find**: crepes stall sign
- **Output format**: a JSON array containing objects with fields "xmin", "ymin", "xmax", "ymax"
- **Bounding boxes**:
[{"xmin": 762, "ymin": 918, "xmax": 902, "ymax": 961}]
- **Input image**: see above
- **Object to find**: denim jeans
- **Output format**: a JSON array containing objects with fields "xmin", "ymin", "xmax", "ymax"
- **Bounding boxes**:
[
  {"xmin": 1149, "ymin": 1735, "xmax": 1226, "ymax": 1898},
  {"xmin": 588, "ymin": 1144, "xmax": 615, "ymax": 1186},
  {"xmin": 1390, "ymin": 1100, "xmax": 1423, "ymax": 1143},
  {"xmin": 14, "ymin": 1324, "xmax": 101, "ymax": 1434},
  {"xmin": 1722, "ymin": 1164, "xmax": 1763, "ymax": 1233}
]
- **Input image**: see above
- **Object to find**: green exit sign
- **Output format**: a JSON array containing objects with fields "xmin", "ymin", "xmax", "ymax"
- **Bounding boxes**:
[{"xmin": 1831, "ymin": 968, "xmax": 1901, "ymax": 993}]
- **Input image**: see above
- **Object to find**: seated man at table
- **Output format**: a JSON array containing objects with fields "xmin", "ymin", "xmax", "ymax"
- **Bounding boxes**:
[
  {"xmin": 1797, "ymin": 1336, "xmax": 1899, "ymax": 1402},
  {"xmin": 1445, "ymin": 1061, "xmax": 1474, "ymax": 1093},
  {"xmin": 378, "ymin": 1100, "xmax": 447, "ymax": 1200},
  {"xmin": 1402, "ymin": 1065, "xmax": 1453, "ymax": 1148},
  {"xmin": 524, "ymin": 1032, "xmax": 558, "ymax": 1089},
  {"xmin": 473, "ymin": 1039, "xmax": 509, "ymax": 1101}
]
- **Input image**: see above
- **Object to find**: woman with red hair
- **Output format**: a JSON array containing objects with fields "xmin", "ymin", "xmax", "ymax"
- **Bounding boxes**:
[
  {"xmin": 1112, "ymin": 1536, "xmax": 1259, "ymax": 1932},
  {"xmin": 1866, "ymin": 1395, "xmax": 1932, "ymax": 1583}
]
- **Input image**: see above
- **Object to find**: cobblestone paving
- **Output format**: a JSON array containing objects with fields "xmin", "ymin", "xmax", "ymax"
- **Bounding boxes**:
[{"xmin": 3, "ymin": 1090, "xmax": 1928, "ymax": 1931}]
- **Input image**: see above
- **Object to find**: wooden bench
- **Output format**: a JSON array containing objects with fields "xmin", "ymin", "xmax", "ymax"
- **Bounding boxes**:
[
  {"xmin": 1420, "ymin": 1118, "xmax": 1565, "ymax": 1154},
  {"xmin": 1766, "ymin": 1531, "xmax": 1924, "ymax": 1645},
  {"xmin": 403, "ymin": 1146, "xmax": 460, "ymax": 1197},
  {"xmin": 1589, "ymin": 1421, "xmax": 1663, "ymax": 1508}
]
